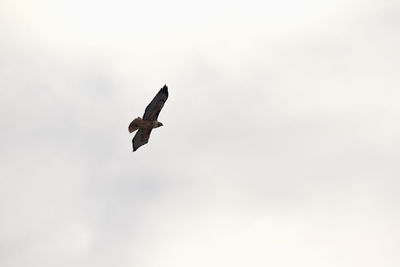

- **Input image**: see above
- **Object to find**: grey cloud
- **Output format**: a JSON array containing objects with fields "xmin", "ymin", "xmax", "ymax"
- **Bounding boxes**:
[{"xmin": 1, "ymin": 1, "xmax": 400, "ymax": 266}]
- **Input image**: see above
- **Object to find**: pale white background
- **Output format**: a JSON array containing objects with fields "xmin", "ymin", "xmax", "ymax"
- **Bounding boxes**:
[{"xmin": 1, "ymin": 0, "xmax": 399, "ymax": 266}]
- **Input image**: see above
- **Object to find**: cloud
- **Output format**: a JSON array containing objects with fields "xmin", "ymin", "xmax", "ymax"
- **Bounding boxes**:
[{"xmin": 1, "ymin": 0, "xmax": 399, "ymax": 266}]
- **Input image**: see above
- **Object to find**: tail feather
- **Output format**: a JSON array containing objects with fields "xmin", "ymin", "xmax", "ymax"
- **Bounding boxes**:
[{"xmin": 128, "ymin": 117, "xmax": 142, "ymax": 133}]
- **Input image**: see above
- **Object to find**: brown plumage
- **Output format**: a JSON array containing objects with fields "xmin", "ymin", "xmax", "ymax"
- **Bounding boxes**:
[{"xmin": 128, "ymin": 85, "xmax": 168, "ymax": 152}]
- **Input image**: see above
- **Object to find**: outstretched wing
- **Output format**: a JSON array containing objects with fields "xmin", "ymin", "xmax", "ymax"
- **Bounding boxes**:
[
  {"xmin": 132, "ymin": 128, "xmax": 152, "ymax": 151},
  {"xmin": 143, "ymin": 85, "xmax": 169, "ymax": 121}
]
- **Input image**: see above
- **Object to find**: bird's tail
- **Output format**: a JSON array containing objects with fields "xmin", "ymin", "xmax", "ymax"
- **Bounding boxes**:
[{"xmin": 128, "ymin": 117, "xmax": 141, "ymax": 133}]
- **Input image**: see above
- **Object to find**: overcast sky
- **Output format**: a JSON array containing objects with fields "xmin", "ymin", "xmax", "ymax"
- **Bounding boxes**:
[{"xmin": 1, "ymin": 0, "xmax": 399, "ymax": 266}]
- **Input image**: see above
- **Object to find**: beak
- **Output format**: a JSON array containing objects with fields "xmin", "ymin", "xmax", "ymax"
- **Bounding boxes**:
[{"xmin": 159, "ymin": 122, "xmax": 164, "ymax": 126}]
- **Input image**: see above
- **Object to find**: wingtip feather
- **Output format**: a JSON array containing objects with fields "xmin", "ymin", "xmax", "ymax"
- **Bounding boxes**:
[{"xmin": 161, "ymin": 85, "xmax": 168, "ymax": 97}]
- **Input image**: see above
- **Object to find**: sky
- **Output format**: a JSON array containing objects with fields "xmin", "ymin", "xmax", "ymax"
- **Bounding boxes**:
[{"xmin": 1, "ymin": 0, "xmax": 399, "ymax": 266}]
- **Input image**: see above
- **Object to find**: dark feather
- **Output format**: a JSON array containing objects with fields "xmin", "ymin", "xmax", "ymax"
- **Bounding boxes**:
[
  {"xmin": 143, "ymin": 85, "xmax": 169, "ymax": 121},
  {"xmin": 132, "ymin": 128, "xmax": 152, "ymax": 151}
]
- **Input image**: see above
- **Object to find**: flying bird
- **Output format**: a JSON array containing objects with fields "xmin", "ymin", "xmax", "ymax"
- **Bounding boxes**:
[{"xmin": 128, "ymin": 85, "xmax": 169, "ymax": 151}]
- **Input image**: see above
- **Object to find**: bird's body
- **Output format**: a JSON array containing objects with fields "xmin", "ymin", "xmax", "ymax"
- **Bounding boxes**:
[
  {"xmin": 128, "ymin": 117, "xmax": 162, "ymax": 133},
  {"xmin": 129, "ymin": 85, "xmax": 168, "ymax": 152}
]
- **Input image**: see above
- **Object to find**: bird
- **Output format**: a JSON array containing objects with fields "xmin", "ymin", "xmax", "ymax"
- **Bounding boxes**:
[{"xmin": 128, "ymin": 85, "xmax": 169, "ymax": 152}]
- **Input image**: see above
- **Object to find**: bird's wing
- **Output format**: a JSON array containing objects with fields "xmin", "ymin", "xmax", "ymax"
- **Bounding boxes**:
[
  {"xmin": 143, "ymin": 85, "xmax": 169, "ymax": 121},
  {"xmin": 132, "ymin": 128, "xmax": 152, "ymax": 151}
]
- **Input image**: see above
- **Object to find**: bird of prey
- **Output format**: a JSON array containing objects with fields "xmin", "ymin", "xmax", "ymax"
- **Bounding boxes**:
[{"xmin": 128, "ymin": 85, "xmax": 169, "ymax": 152}]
